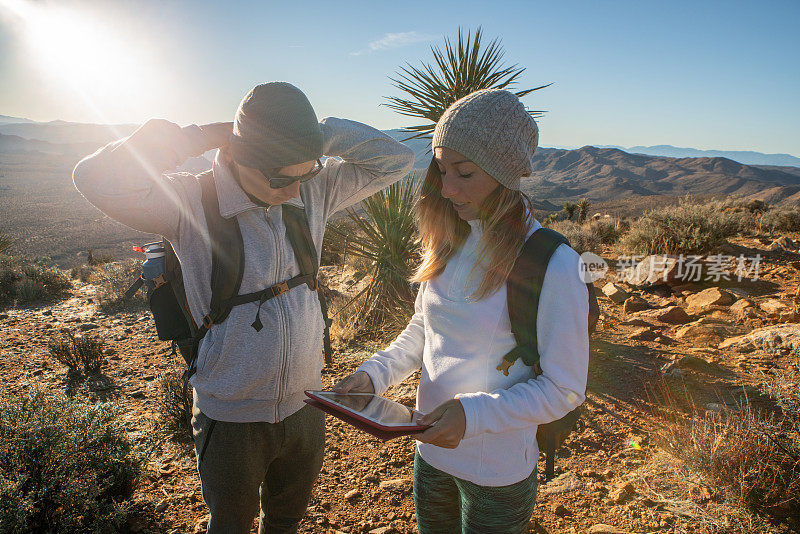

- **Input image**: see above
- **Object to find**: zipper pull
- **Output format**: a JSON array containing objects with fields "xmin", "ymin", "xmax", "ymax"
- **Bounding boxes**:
[{"xmin": 251, "ymin": 296, "xmax": 265, "ymax": 332}]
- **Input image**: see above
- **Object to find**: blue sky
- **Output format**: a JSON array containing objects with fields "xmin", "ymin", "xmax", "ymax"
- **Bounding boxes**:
[{"xmin": 0, "ymin": 0, "xmax": 798, "ymax": 154}]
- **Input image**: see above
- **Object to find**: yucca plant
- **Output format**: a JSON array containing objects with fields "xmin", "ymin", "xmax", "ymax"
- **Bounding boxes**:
[
  {"xmin": 384, "ymin": 27, "xmax": 550, "ymax": 143},
  {"xmin": 577, "ymin": 198, "xmax": 591, "ymax": 224},
  {"xmin": 562, "ymin": 201, "xmax": 578, "ymax": 221},
  {"xmin": 329, "ymin": 177, "xmax": 421, "ymax": 338}
]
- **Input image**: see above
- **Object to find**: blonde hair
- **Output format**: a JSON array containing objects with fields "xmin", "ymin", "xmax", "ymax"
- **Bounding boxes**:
[{"xmin": 411, "ymin": 159, "xmax": 533, "ymax": 300}]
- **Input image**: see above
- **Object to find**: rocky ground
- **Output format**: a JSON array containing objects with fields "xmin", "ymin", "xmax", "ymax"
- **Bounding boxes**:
[{"xmin": 1, "ymin": 232, "xmax": 799, "ymax": 534}]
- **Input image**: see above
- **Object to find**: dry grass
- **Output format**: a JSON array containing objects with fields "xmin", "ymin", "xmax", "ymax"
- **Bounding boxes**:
[
  {"xmin": 92, "ymin": 258, "xmax": 147, "ymax": 312},
  {"xmin": 47, "ymin": 331, "xmax": 106, "ymax": 375},
  {"xmin": 155, "ymin": 371, "xmax": 193, "ymax": 442},
  {"xmin": 649, "ymin": 382, "xmax": 800, "ymax": 529}
]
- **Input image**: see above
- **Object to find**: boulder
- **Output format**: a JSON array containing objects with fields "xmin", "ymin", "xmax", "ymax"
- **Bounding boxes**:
[
  {"xmin": 675, "ymin": 323, "xmax": 727, "ymax": 345},
  {"xmin": 618, "ymin": 255, "xmax": 687, "ymax": 287},
  {"xmin": 602, "ymin": 283, "xmax": 629, "ymax": 304},
  {"xmin": 760, "ymin": 299, "xmax": 791, "ymax": 315},
  {"xmin": 630, "ymin": 327, "xmax": 658, "ymax": 341},
  {"xmin": 623, "ymin": 295, "xmax": 651, "ymax": 313},
  {"xmin": 632, "ymin": 305, "xmax": 692, "ymax": 324},
  {"xmin": 718, "ymin": 325, "xmax": 800, "ymax": 353},
  {"xmin": 685, "ymin": 288, "xmax": 736, "ymax": 311},
  {"xmin": 730, "ymin": 299, "xmax": 754, "ymax": 314}
]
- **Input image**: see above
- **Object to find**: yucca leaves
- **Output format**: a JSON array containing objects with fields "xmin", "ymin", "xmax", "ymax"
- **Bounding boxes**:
[
  {"xmin": 384, "ymin": 27, "xmax": 550, "ymax": 143},
  {"xmin": 328, "ymin": 177, "xmax": 421, "ymax": 335}
]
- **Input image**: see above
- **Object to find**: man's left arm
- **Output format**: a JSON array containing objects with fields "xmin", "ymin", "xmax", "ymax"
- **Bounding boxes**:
[{"xmin": 312, "ymin": 117, "xmax": 415, "ymax": 219}]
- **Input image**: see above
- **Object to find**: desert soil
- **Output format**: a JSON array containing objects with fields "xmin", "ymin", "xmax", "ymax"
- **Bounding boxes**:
[{"xmin": 1, "ymin": 233, "xmax": 799, "ymax": 534}]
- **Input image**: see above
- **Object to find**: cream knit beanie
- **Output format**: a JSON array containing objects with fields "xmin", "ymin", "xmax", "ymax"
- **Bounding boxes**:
[{"xmin": 432, "ymin": 89, "xmax": 539, "ymax": 191}]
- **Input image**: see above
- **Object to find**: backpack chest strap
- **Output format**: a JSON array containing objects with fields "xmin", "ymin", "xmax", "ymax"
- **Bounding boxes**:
[{"xmin": 200, "ymin": 273, "xmax": 316, "ymax": 332}]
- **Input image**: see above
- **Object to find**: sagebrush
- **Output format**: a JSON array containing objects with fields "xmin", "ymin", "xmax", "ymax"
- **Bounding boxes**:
[
  {"xmin": 0, "ymin": 254, "xmax": 71, "ymax": 306},
  {"xmin": 0, "ymin": 386, "xmax": 144, "ymax": 533},
  {"xmin": 48, "ymin": 331, "xmax": 105, "ymax": 374},
  {"xmin": 92, "ymin": 258, "xmax": 146, "ymax": 312}
]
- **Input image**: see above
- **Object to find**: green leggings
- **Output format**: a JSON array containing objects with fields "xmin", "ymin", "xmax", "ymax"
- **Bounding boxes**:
[{"xmin": 413, "ymin": 449, "xmax": 538, "ymax": 534}]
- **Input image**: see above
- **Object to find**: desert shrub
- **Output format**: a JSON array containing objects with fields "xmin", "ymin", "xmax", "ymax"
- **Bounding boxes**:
[
  {"xmin": 652, "ymin": 387, "xmax": 800, "ymax": 522},
  {"xmin": 587, "ymin": 217, "xmax": 626, "ymax": 245},
  {"xmin": 0, "ymin": 233, "xmax": 12, "ymax": 255},
  {"xmin": 761, "ymin": 350, "xmax": 800, "ymax": 431},
  {"xmin": 620, "ymin": 199, "xmax": 740, "ymax": 256},
  {"xmin": 0, "ymin": 385, "xmax": 143, "ymax": 532},
  {"xmin": 93, "ymin": 258, "xmax": 146, "ymax": 312},
  {"xmin": 48, "ymin": 331, "xmax": 105, "ymax": 374},
  {"xmin": 328, "ymin": 295, "xmax": 365, "ymax": 347},
  {"xmin": 760, "ymin": 207, "xmax": 800, "ymax": 234},
  {"xmin": 544, "ymin": 220, "xmax": 601, "ymax": 254},
  {"xmin": 0, "ymin": 254, "xmax": 71, "ymax": 306},
  {"xmin": 70, "ymin": 264, "xmax": 96, "ymax": 283},
  {"xmin": 156, "ymin": 371, "xmax": 193, "ymax": 441}
]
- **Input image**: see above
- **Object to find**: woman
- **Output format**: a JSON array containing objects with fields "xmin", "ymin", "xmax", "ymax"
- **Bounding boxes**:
[{"xmin": 335, "ymin": 89, "xmax": 589, "ymax": 533}]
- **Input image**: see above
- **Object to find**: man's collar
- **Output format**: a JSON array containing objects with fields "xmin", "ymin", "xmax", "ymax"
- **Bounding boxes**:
[{"xmin": 212, "ymin": 150, "xmax": 304, "ymax": 219}]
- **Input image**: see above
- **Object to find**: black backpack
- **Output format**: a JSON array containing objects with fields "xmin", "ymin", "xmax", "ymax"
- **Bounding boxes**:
[
  {"xmin": 126, "ymin": 170, "xmax": 332, "ymax": 382},
  {"xmin": 498, "ymin": 227, "xmax": 600, "ymax": 481}
]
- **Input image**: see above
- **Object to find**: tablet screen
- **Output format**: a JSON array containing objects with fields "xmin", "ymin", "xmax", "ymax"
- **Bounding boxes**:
[{"xmin": 311, "ymin": 392, "xmax": 418, "ymax": 427}]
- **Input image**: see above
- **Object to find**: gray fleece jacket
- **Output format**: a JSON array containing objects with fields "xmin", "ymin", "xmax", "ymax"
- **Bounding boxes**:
[{"xmin": 73, "ymin": 117, "xmax": 414, "ymax": 423}]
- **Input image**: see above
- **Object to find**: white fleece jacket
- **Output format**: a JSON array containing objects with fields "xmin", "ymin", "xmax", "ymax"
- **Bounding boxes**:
[{"xmin": 357, "ymin": 219, "xmax": 589, "ymax": 486}]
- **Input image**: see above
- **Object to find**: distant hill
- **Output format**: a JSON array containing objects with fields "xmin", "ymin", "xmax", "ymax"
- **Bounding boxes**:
[
  {"xmin": 0, "ymin": 115, "xmax": 35, "ymax": 125},
  {"xmin": 596, "ymin": 144, "xmax": 800, "ymax": 168},
  {"xmin": 0, "ymin": 120, "xmax": 138, "ymax": 146},
  {"xmin": 524, "ymin": 146, "xmax": 800, "ymax": 208}
]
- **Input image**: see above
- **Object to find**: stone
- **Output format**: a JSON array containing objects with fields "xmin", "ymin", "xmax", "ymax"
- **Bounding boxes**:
[
  {"xmin": 368, "ymin": 527, "xmax": 397, "ymax": 534},
  {"xmin": 589, "ymin": 524, "xmax": 629, "ymax": 534},
  {"xmin": 539, "ymin": 471, "xmax": 583, "ymax": 495},
  {"xmin": 610, "ymin": 487, "xmax": 632, "ymax": 503},
  {"xmin": 730, "ymin": 299, "xmax": 754, "ymax": 314},
  {"xmin": 760, "ymin": 299, "xmax": 791, "ymax": 315},
  {"xmin": 378, "ymin": 479, "xmax": 411, "ymax": 494},
  {"xmin": 79, "ymin": 322, "xmax": 99, "ymax": 332},
  {"xmin": 630, "ymin": 327, "xmax": 658, "ymax": 341},
  {"xmin": 633, "ymin": 305, "xmax": 692, "ymax": 324},
  {"xmin": 623, "ymin": 295, "xmax": 651, "ymax": 313},
  {"xmin": 551, "ymin": 503, "xmax": 568, "ymax": 516},
  {"xmin": 769, "ymin": 236, "xmax": 796, "ymax": 251},
  {"xmin": 602, "ymin": 283, "xmax": 629, "ymax": 304},
  {"xmin": 155, "ymin": 499, "xmax": 168, "ymax": 513},
  {"xmin": 619, "ymin": 255, "xmax": 691, "ymax": 287},
  {"xmin": 719, "ymin": 325, "xmax": 800, "ymax": 353},
  {"xmin": 675, "ymin": 323, "xmax": 727, "ymax": 345},
  {"xmin": 685, "ymin": 287, "xmax": 736, "ymax": 310},
  {"xmin": 344, "ymin": 488, "xmax": 361, "ymax": 500},
  {"xmin": 671, "ymin": 282, "xmax": 701, "ymax": 296}
]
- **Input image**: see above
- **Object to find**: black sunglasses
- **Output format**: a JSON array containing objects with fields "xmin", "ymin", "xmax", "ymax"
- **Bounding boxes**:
[{"xmin": 267, "ymin": 159, "xmax": 323, "ymax": 189}]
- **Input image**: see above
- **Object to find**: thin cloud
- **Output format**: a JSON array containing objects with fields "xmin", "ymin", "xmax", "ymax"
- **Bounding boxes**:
[{"xmin": 350, "ymin": 31, "xmax": 436, "ymax": 56}]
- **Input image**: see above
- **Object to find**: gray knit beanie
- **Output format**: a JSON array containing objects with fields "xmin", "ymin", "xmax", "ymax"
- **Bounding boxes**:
[
  {"xmin": 432, "ymin": 89, "xmax": 539, "ymax": 191},
  {"xmin": 229, "ymin": 82, "xmax": 322, "ymax": 171}
]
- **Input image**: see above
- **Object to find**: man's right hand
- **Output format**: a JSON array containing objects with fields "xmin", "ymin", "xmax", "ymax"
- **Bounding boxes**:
[
  {"xmin": 332, "ymin": 371, "xmax": 375, "ymax": 394},
  {"xmin": 198, "ymin": 122, "xmax": 234, "ymax": 153}
]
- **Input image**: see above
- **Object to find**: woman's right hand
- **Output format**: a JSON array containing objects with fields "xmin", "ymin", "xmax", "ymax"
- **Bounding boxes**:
[{"xmin": 332, "ymin": 371, "xmax": 375, "ymax": 394}]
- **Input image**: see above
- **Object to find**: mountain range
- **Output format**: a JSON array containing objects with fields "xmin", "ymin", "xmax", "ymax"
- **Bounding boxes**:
[{"xmin": 2, "ymin": 117, "xmax": 799, "ymax": 209}]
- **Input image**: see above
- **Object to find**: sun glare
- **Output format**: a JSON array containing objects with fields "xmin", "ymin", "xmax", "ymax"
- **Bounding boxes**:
[{"xmin": 1, "ymin": 0, "xmax": 163, "ymax": 122}]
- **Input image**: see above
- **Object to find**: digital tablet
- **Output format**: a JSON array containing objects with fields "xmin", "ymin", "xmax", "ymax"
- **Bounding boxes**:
[{"xmin": 304, "ymin": 390, "xmax": 429, "ymax": 432}]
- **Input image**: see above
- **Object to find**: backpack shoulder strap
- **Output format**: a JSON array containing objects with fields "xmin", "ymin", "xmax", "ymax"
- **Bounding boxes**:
[
  {"xmin": 282, "ymin": 204, "xmax": 333, "ymax": 366},
  {"xmin": 500, "ymin": 228, "xmax": 568, "ymax": 375},
  {"xmin": 282, "ymin": 204, "xmax": 319, "ymax": 280},
  {"xmin": 198, "ymin": 171, "xmax": 245, "ymax": 331}
]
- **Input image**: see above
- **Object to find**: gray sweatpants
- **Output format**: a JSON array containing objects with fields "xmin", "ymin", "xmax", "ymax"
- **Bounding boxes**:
[{"xmin": 191, "ymin": 403, "xmax": 325, "ymax": 534}]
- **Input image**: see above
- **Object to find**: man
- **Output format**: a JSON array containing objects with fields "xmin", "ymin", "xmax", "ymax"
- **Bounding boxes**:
[{"xmin": 73, "ymin": 82, "xmax": 415, "ymax": 533}]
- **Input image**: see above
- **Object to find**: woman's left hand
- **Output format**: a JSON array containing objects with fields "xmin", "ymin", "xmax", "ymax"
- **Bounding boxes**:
[{"xmin": 413, "ymin": 399, "xmax": 466, "ymax": 449}]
